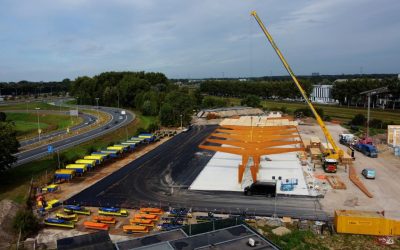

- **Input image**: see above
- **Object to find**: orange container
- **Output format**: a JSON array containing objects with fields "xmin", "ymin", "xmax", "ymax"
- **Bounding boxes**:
[
  {"xmin": 134, "ymin": 213, "xmax": 159, "ymax": 221},
  {"xmin": 83, "ymin": 221, "xmax": 109, "ymax": 231},
  {"xmin": 140, "ymin": 207, "xmax": 163, "ymax": 215},
  {"xmin": 123, "ymin": 225, "xmax": 149, "ymax": 233},
  {"xmin": 92, "ymin": 215, "xmax": 116, "ymax": 224}
]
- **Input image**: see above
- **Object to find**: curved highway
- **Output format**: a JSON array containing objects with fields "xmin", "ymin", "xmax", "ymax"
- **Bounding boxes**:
[
  {"xmin": 18, "ymin": 111, "xmax": 97, "ymax": 147},
  {"xmin": 14, "ymin": 106, "xmax": 135, "ymax": 166},
  {"xmin": 67, "ymin": 125, "xmax": 328, "ymax": 220}
]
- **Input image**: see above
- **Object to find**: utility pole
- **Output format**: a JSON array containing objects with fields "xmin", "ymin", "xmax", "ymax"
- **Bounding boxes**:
[
  {"xmin": 95, "ymin": 97, "xmax": 100, "ymax": 123},
  {"xmin": 117, "ymin": 91, "xmax": 120, "ymax": 109},
  {"xmin": 57, "ymin": 150, "xmax": 61, "ymax": 169},
  {"xmin": 36, "ymin": 107, "xmax": 41, "ymax": 142},
  {"xmin": 180, "ymin": 114, "xmax": 183, "ymax": 130},
  {"xmin": 360, "ymin": 87, "xmax": 389, "ymax": 138},
  {"xmin": 76, "ymin": 97, "xmax": 79, "ymax": 114},
  {"xmin": 367, "ymin": 94, "xmax": 371, "ymax": 138}
]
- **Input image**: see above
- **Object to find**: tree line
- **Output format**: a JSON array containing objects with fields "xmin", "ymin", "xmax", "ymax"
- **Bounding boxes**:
[
  {"xmin": 331, "ymin": 78, "xmax": 400, "ymax": 108},
  {"xmin": 69, "ymin": 71, "xmax": 202, "ymax": 127},
  {"xmin": 199, "ymin": 80, "xmax": 314, "ymax": 99},
  {"xmin": 0, "ymin": 80, "xmax": 70, "ymax": 97},
  {"xmin": 0, "ymin": 112, "xmax": 20, "ymax": 171}
]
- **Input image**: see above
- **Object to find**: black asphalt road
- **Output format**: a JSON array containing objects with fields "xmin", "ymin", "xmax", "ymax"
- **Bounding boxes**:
[
  {"xmin": 67, "ymin": 125, "xmax": 328, "ymax": 221},
  {"xmin": 18, "ymin": 111, "xmax": 97, "ymax": 147},
  {"xmin": 14, "ymin": 106, "xmax": 135, "ymax": 166}
]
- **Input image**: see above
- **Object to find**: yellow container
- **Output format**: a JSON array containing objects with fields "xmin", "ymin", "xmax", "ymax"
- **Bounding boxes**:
[
  {"xmin": 75, "ymin": 159, "xmax": 96, "ymax": 166},
  {"xmin": 106, "ymin": 146, "xmax": 123, "ymax": 152},
  {"xmin": 84, "ymin": 155, "xmax": 104, "ymax": 162},
  {"xmin": 334, "ymin": 210, "xmax": 400, "ymax": 236},
  {"xmin": 66, "ymin": 164, "xmax": 87, "ymax": 171},
  {"xmin": 56, "ymin": 169, "xmax": 75, "ymax": 175}
]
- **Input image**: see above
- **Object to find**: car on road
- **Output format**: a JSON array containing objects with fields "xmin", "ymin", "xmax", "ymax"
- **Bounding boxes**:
[
  {"xmin": 114, "ymin": 120, "xmax": 119, "ymax": 124},
  {"xmin": 104, "ymin": 125, "xmax": 110, "ymax": 130},
  {"xmin": 244, "ymin": 181, "xmax": 276, "ymax": 197},
  {"xmin": 362, "ymin": 169, "xmax": 376, "ymax": 179}
]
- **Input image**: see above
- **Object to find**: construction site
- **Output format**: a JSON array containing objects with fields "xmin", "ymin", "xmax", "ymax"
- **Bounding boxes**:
[{"xmin": 8, "ymin": 10, "xmax": 400, "ymax": 250}]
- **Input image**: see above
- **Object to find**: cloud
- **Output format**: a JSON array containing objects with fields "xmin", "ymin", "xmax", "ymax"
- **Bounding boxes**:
[{"xmin": 0, "ymin": 0, "xmax": 399, "ymax": 81}]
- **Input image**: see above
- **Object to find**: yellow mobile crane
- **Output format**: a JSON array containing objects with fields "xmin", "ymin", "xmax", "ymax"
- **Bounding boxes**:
[{"xmin": 251, "ymin": 11, "xmax": 344, "ymax": 167}]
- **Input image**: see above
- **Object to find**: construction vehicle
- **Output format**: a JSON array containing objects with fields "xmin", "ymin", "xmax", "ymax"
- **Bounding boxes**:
[
  {"xmin": 339, "ymin": 134, "xmax": 355, "ymax": 146},
  {"xmin": 251, "ymin": 11, "xmax": 344, "ymax": 166}
]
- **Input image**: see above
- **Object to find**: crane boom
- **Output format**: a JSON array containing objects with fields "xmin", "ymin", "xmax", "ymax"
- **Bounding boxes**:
[{"xmin": 251, "ymin": 11, "xmax": 343, "ymax": 160}]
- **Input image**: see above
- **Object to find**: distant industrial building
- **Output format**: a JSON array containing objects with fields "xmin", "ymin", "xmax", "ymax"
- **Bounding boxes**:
[{"xmin": 310, "ymin": 85, "xmax": 336, "ymax": 103}]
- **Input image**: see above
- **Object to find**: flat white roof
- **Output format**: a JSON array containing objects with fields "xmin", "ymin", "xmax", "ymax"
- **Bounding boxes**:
[{"xmin": 189, "ymin": 151, "xmax": 309, "ymax": 196}]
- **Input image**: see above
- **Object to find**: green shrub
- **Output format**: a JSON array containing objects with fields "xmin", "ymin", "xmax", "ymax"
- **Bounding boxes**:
[
  {"xmin": 351, "ymin": 113, "xmax": 366, "ymax": 125},
  {"xmin": 13, "ymin": 209, "xmax": 40, "ymax": 238}
]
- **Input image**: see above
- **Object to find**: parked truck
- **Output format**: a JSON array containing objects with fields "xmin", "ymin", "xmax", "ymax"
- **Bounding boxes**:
[
  {"xmin": 339, "ymin": 134, "xmax": 355, "ymax": 146},
  {"xmin": 354, "ymin": 143, "xmax": 378, "ymax": 158}
]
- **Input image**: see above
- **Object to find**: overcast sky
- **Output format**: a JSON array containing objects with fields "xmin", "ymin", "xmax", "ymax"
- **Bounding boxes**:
[{"xmin": 1, "ymin": 0, "xmax": 399, "ymax": 81}]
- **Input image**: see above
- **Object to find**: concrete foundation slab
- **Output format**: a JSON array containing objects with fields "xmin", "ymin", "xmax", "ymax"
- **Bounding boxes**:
[{"xmin": 189, "ymin": 151, "xmax": 310, "ymax": 196}]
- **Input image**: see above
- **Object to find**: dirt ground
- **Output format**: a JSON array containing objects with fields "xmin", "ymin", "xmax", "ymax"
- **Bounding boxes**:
[{"xmin": 298, "ymin": 119, "xmax": 400, "ymax": 220}]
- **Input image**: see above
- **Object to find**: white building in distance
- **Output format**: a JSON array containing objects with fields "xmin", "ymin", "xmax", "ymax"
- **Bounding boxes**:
[{"xmin": 310, "ymin": 85, "xmax": 336, "ymax": 103}]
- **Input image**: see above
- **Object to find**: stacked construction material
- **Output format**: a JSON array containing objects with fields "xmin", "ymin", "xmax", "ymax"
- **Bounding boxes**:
[
  {"xmin": 75, "ymin": 159, "xmax": 96, "ymax": 169},
  {"xmin": 41, "ymin": 184, "xmax": 58, "ymax": 193},
  {"xmin": 44, "ymin": 218, "xmax": 75, "ymax": 229},
  {"xmin": 54, "ymin": 169, "xmax": 75, "ymax": 181},
  {"xmin": 83, "ymin": 221, "xmax": 109, "ymax": 231},
  {"xmin": 92, "ymin": 215, "xmax": 116, "ymax": 224},
  {"xmin": 65, "ymin": 164, "xmax": 87, "ymax": 174},
  {"xmin": 44, "ymin": 199, "xmax": 61, "ymax": 211},
  {"xmin": 64, "ymin": 205, "xmax": 91, "ymax": 215},
  {"xmin": 98, "ymin": 207, "xmax": 129, "ymax": 217},
  {"xmin": 53, "ymin": 132, "xmax": 161, "ymax": 184},
  {"xmin": 56, "ymin": 213, "xmax": 79, "ymax": 222}
]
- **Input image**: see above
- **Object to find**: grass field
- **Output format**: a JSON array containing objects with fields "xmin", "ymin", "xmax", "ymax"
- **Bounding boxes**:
[
  {"xmin": 6, "ymin": 112, "xmax": 82, "ymax": 139},
  {"xmin": 217, "ymin": 97, "xmax": 400, "ymax": 124},
  {"xmin": 0, "ymin": 111, "xmax": 157, "ymax": 203},
  {"xmin": 0, "ymin": 101, "xmax": 68, "ymax": 111},
  {"xmin": 253, "ymin": 222, "xmax": 399, "ymax": 250}
]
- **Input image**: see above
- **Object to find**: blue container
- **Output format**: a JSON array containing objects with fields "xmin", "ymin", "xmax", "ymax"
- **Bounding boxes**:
[{"xmin": 395, "ymin": 147, "xmax": 400, "ymax": 156}]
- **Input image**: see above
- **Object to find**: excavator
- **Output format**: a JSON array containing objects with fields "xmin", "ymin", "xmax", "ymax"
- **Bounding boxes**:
[{"xmin": 251, "ymin": 11, "xmax": 344, "ymax": 171}]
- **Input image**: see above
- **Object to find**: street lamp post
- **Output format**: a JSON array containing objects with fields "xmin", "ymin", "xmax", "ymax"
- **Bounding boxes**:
[
  {"xmin": 95, "ymin": 97, "xmax": 100, "ymax": 123},
  {"xmin": 76, "ymin": 97, "xmax": 79, "ymax": 114},
  {"xmin": 35, "ymin": 108, "xmax": 41, "ymax": 142}
]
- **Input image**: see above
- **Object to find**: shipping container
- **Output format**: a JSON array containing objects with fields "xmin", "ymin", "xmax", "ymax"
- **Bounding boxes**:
[{"xmin": 335, "ymin": 210, "xmax": 400, "ymax": 236}]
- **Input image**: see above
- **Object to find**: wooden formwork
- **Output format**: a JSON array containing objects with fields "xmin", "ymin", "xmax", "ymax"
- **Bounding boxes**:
[
  {"xmin": 199, "ymin": 124, "xmax": 304, "ymax": 183},
  {"xmin": 349, "ymin": 165, "xmax": 373, "ymax": 198},
  {"xmin": 326, "ymin": 176, "xmax": 346, "ymax": 189}
]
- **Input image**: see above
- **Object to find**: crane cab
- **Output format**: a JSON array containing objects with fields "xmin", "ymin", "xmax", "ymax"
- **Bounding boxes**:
[{"xmin": 323, "ymin": 158, "xmax": 338, "ymax": 173}]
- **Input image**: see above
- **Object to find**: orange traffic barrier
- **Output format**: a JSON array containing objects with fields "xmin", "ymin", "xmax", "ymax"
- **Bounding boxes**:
[
  {"xmin": 140, "ymin": 207, "xmax": 163, "ymax": 215},
  {"xmin": 349, "ymin": 165, "xmax": 373, "ymax": 198},
  {"xmin": 123, "ymin": 225, "xmax": 149, "ymax": 233},
  {"xmin": 92, "ymin": 215, "xmax": 116, "ymax": 224},
  {"xmin": 130, "ymin": 218, "xmax": 155, "ymax": 228},
  {"xmin": 83, "ymin": 221, "xmax": 109, "ymax": 231},
  {"xmin": 134, "ymin": 213, "xmax": 159, "ymax": 221}
]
